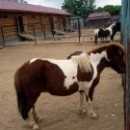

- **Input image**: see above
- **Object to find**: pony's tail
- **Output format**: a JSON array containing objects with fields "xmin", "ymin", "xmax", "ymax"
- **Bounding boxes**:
[{"xmin": 14, "ymin": 69, "xmax": 28, "ymax": 120}]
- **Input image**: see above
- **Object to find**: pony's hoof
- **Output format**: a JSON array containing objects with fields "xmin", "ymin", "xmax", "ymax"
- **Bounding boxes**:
[
  {"xmin": 77, "ymin": 109, "xmax": 86, "ymax": 114},
  {"xmin": 26, "ymin": 122, "xmax": 40, "ymax": 130},
  {"xmin": 87, "ymin": 111, "xmax": 97, "ymax": 119},
  {"xmin": 35, "ymin": 117, "xmax": 42, "ymax": 123},
  {"xmin": 33, "ymin": 124, "xmax": 40, "ymax": 130}
]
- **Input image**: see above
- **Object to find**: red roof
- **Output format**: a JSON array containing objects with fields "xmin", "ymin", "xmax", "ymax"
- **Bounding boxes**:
[
  {"xmin": 87, "ymin": 12, "xmax": 111, "ymax": 21},
  {"xmin": 0, "ymin": 1, "xmax": 70, "ymax": 15}
]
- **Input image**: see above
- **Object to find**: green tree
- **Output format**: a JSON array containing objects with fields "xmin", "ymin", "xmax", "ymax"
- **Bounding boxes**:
[
  {"xmin": 62, "ymin": 0, "xmax": 75, "ymax": 15},
  {"xmin": 62, "ymin": 0, "xmax": 96, "ymax": 19},
  {"xmin": 95, "ymin": 5, "xmax": 121, "ymax": 15},
  {"xmin": 88, "ymin": 0, "xmax": 96, "ymax": 13}
]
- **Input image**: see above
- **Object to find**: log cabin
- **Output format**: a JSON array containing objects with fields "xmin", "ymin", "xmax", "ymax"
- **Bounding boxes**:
[
  {"xmin": 0, "ymin": 1, "xmax": 70, "ymax": 45},
  {"xmin": 86, "ymin": 12, "xmax": 111, "ymax": 28}
]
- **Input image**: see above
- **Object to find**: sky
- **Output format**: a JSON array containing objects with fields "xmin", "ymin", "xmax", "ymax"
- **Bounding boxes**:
[{"xmin": 26, "ymin": 0, "xmax": 121, "ymax": 9}]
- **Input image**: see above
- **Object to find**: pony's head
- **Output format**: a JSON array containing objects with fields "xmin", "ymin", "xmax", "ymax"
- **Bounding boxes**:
[
  {"xmin": 111, "ymin": 21, "xmax": 121, "ymax": 40},
  {"xmin": 106, "ymin": 43, "xmax": 126, "ymax": 73},
  {"xmin": 112, "ymin": 21, "xmax": 121, "ymax": 31}
]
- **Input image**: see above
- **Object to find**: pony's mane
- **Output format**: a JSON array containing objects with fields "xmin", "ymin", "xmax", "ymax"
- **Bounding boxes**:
[
  {"xmin": 89, "ymin": 43, "xmax": 126, "ymax": 55},
  {"xmin": 71, "ymin": 52, "xmax": 92, "ymax": 73},
  {"xmin": 107, "ymin": 22, "xmax": 116, "ymax": 29}
]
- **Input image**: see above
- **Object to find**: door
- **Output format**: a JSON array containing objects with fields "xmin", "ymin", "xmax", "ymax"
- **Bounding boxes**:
[{"xmin": 16, "ymin": 16, "xmax": 24, "ymax": 33}]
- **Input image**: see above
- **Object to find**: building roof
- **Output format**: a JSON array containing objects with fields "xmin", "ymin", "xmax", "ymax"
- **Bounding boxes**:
[
  {"xmin": 111, "ymin": 15, "xmax": 120, "ymax": 21},
  {"xmin": 0, "ymin": 0, "xmax": 70, "ymax": 15},
  {"xmin": 87, "ymin": 12, "xmax": 111, "ymax": 21}
]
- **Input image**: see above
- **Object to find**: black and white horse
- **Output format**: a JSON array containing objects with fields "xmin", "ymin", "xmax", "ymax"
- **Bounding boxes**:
[{"xmin": 94, "ymin": 22, "xmax": 121, "ymax": 44}]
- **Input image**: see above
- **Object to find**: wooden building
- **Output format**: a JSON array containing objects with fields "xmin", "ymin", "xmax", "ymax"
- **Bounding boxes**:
[
  {"xmin": 0, "ymin": 1, "xmax": 70, "ymax": 45},
  {"xmin": 86, "ymin": 12, "xmax": 111, "ymax": 27}
]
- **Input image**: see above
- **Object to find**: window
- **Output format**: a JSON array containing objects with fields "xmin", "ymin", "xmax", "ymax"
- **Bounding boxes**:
[{"xmin": 0, "ymin": 14, "xmax": 8, "ymax": 19}]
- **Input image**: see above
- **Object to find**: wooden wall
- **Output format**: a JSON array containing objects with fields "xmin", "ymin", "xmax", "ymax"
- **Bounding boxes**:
[
  {"xmin": 40, "ymin": 14, "xmax": 51, "ymax": 34},
  {"xmin": 0, "ymin": 12, "xmax": 18, "ymax": 38},
  {"xmin": 24, "ymin": 13, "xmax": 42, "ymax": 34},
  {"xmin": 0, "ymin": 11, "xmax": 70, "ymax": 40}
]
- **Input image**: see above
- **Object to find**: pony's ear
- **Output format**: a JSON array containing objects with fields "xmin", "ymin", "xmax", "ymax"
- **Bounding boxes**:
[
  {"xmin": 108, "ymin": 45, "xmax": 119, "ymax": 53},
  {"xmin": 107, "ymin": 45, "xmax": 123, "ymax": 59},
  {"xmin": 107, "ymin": 44, "xmax": 125, "ymax": 57},
  {"xmin": 111, "ymin": 45, "xmax": 119, "ymax": 52}
]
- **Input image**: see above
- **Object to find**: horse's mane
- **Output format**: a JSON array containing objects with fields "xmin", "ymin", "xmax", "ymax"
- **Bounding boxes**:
[
  {"xmin": 89, "ymin": 43, "xmax": 126, "ymax": 55},
  {"xmin": 71, "ymin": 52, "xmax": 92, "ymax": 73},
  {"xmin": 106, "ymin": 22, "xmax": 116, "ymax": 29}
]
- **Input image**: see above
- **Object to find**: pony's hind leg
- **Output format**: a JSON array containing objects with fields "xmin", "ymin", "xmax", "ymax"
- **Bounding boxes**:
[
  {"xmin": 26, "ymin": 108, "xmax": 40, "ymax": 130},
  {"xmin": 33, "ymin": 105, "xmax": 42, "ymax": 123},
  {"xmin": 77, "ymin": 91, "xmax": 86, "ymax": 114}
]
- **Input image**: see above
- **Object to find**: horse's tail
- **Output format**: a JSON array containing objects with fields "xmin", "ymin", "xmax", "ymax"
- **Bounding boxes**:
[{"xmin": 14, "ymin": 69, "xmax": 28, "ymax": 120}]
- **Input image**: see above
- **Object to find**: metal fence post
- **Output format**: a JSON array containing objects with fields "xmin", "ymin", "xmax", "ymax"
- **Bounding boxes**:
[
  {"xmin": 32, "ymin": 24, "xmax": 37, "ymax": 45},
  {"xmin": 42, "ymin": 24, "xmax": 46, "ymax": 38},
  {"xmin": 77, "ymin": 18, "xmax": 81, "ymax": 43},
  {"xmin": 0, "ymin": 27, "xmax": 5, "ymax": 47}
]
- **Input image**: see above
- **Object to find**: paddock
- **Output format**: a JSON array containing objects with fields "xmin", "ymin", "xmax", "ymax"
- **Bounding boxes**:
[{"xmin": 0, "ymin": 41, "xmax": 123, "ymax": 130}]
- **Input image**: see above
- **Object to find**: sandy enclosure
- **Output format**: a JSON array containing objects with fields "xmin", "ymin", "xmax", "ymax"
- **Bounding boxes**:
[{"xmin": 0, "ymin": 40, "xmax": 124, "ymax": 130}]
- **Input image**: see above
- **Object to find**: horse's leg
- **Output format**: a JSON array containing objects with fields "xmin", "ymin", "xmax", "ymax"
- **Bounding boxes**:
[
  {"xmin": 95, "ymin": 35, "xmax": 98, "ymax": 44},
  {"xmin": 99, "ymin": 37, "xmax": 102, "ymax": 44},
  {"xmin": 27, "ymin": 108, "xmax": 40, "ymax": 130},
  {"xmin": 87, "ymin": 98, "xmax": 97, "ymax": 119},
  {"xmin": 84, "ymin": 86, "xmax": 97, "ymax": 118},
  {"xmin": 77, "ymin": 91, "xmax": 86, "ymax": 114},
  {"xmin": 111, "ymin": 30, "xmax": 117, "ymax": 41},
  {"xmin": 102, "ymin": 37, "xmax": 104, "ymax": 44},
  {"xmin": 33, "ymin": 105, "xmax": 42, "ymax": 123},
  {"xmin": 26, "ymin": 92, "xmax": 41, "ymax": 129}
]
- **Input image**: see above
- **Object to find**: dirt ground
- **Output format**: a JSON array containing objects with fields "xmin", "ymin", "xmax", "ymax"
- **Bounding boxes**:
[{"xmin": 0, "ymin": 40, "xmax": 124, "ymax": 130}]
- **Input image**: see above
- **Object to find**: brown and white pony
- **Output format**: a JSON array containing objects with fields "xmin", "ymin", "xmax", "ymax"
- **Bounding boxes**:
[{"xmin": 14, "ymin": 43, "xmax": 126, "ymax": 129}]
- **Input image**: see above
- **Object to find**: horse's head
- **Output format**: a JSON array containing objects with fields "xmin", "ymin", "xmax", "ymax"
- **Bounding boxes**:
[
  {"xmin": 106, "ymin": 43, "xmax": 126, "ymax": 74},
  {"xmin": 111, "ymin": 22, "xmax": 121, "ymax": 40},
  {"xmin": 112, "ymin": 21, "xmax": 121, "ymax": 31}
]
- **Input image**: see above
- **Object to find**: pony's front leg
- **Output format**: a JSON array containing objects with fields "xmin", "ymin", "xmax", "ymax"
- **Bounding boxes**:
[
  {"xmin": 26, "ymin": 109, "xmax": 40, "ymax": 130},
  {"xmin": 77, "ymin": 91, "xmax": 86, "ymax": 114},
  {"xmin": 87, "ymin": 99, "xmax": 97, "ymax": 119}
]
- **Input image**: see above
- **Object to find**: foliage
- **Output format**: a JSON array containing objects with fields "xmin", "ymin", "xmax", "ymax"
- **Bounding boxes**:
[
  {"xmin": 94, "ymin": 5, "xmax": 121, "ymax": 15},
  {"xmin": 62, "ymin": 0, "xmax": 96, "ymax": 18}
]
